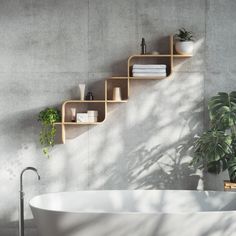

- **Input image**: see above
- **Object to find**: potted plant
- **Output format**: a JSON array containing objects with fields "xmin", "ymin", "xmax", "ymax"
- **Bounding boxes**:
[
  {"xmin": 38, "ymin": 108, "xmax": 61, "ymax": 158},
  {"xmin": 175, "ymin": 28, "xmax": 194, "ymax": 55},
  {"xmin": 191, "ymin": 92, "xmax": 236, "ymax": 183}
]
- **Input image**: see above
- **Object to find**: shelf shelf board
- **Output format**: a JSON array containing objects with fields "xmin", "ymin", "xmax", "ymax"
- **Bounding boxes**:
[
  {"xmin": 65, "ymin": 100, "xmax": 106, "ymax": 103},
  {"xmin": 65, "ymin": 122, "xmax": 103, "ymax": 125},
  {"xmin": 129, "ymin": 76, "xmax": 167, "ymax": 80},
  {"xmin": 107, "ymin": 100, "xmax": 128, "ymax": 103},
  {"xmin": 129, "ymin": 54, "xmax": 171, "ymax": 59},
  {"xmin": 173, "ymin": 54, "xmax": 193, "ymax": 58},
  {"xmin": 109, "ymin": 77, "xmax": 128, "ymax": 80},
  {"xmin": 54, "ymin": 121, "xmax": 104, "ymax": 125},
  {"xmin": 54, "ymin": 122, "xmax": 62, "ymax": 125}
]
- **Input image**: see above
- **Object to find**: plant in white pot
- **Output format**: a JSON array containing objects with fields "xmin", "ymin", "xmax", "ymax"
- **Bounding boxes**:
[
  {"xmin": 191, "ymin": 92, "xmax": 236, "ymax": 183},
  {"xmin": 175, "ymin": 28, "xmax": 194, "ymax": 55}
]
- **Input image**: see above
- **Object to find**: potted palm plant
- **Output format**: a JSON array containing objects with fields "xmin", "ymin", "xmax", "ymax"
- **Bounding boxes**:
[
  {"xmin": 192, "ymin": 92, "xmax": 236, "ymax": 183},
  {"xmin": 175, "ymin": 28, "xmax": 194, "ymax": 55}
]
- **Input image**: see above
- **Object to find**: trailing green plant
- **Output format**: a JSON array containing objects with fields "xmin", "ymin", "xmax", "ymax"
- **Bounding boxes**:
[
  {"xmin": 192, "ymin": 92, "xmax": 236, "ymax": 182},
  {"xmin": 175, "ymin": 28, "xmax": 194, "ymax": 41},
  {"xmin": 38, "ymin": 108, "xmax": 61, "ymax": 158}
]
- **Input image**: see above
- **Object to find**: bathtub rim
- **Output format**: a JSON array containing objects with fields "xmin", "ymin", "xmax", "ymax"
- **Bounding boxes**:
[{"xmin": 29, "ymin": 189, "xmax": 236, "ymax": 215}]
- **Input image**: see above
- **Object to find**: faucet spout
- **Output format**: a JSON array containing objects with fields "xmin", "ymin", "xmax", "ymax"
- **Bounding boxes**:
[
  {"xmin": 19, "ymin": 167, "xmax": 40, "ymax": 236},
  {"xmin": 20, "ymin": 167, "xmax": 40, "ymax": 192}
]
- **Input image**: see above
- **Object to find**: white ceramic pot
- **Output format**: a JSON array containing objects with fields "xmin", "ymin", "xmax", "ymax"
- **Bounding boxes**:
[{"xmin": 175, "ymin": 41, "xmax": 193, "ymax": 55}]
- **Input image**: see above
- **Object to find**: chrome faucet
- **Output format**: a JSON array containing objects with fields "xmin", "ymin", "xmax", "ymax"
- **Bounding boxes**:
[{"xmin": 19, "ymin": 167, "xmax": 40, "ymax": 236}]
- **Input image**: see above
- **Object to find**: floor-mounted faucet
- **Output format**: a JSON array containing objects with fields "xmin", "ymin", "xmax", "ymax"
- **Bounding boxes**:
[{"xmin": 19, "ymin": 167, "xmax": 40, "ymax": 236}]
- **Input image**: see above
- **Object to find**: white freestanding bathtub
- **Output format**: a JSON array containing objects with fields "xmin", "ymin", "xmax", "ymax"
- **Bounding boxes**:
[{"xmin": 30, "ymin": 190, "xmax": 236, "ymax": 236}]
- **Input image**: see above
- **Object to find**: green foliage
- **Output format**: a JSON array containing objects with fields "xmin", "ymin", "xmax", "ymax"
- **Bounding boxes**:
[
  {"xmin": 192, "ymin": 91, "xmax": 236, "ymax": 182},
  {"xmin": 38, "ymin": 108, "xmax": 61, "ymax": 158},
  {"xmin": 175, "ymin": 28, "xmax": 194, "ymax": 42},
  {"xmin": 208, "ymin": 92, "xmax": 236, "ymax": 130}
]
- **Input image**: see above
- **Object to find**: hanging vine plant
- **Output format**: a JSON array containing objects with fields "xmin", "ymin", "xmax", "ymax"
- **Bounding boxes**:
[{"xmin": 38, "ymin": 108, "xmax": 61, "ymax": 158}]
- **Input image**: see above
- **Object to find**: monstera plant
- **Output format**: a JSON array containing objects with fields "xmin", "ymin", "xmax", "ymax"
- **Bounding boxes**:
[{"xmin": 192, "ymin": 91, "xmax": 236, "ymax": 182}]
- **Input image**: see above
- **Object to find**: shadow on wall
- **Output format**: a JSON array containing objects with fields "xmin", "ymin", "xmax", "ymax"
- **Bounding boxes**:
[
  {"xmin": 56, "ymin": 36, "xmax": 205, "ymax": 190},
  {"xmin": 86, "ymin": 74, "xmax": 204, "ymax": 189}
]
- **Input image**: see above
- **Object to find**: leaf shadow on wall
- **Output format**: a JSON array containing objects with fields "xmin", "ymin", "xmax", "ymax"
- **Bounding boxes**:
[{"xmin": 86, "ymin": 73, "xmax": 204, "ymax": 190}]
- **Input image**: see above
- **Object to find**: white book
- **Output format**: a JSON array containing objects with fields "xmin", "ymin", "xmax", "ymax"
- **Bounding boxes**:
[
  {"xmin": 132, "ymin": 68, "xmax": 166, "ymax": 73},
  {"xmin": 133, "ymin": 64, "xmax": 167, "ymax": 69},
  {"xmin": 133, "ymin": 72, "xmax": 167, "ymax": 77}
]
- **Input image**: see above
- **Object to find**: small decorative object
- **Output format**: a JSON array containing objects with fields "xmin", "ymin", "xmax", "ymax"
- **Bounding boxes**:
[
  {"xmin": 175, "ymin": 28, "xmax": 194, "ymax": 55},
  {"xmin": 113, "ymin": 87, "xmax": 122, "ymax": 101},
  {"xmin": 87, "ymin": 110, "xmax": 98, "ymax": 122},
  {"xmin": 76, "ymin": 113, "xmax": 88, "ymax": 123},
  {"xmin": 70, "ymin": 108, "xmax": 76, "ymax": 122},
  {"xmin": 141, "ymin": 38, "xmax": 146, "ymax": 55},
  {"xmin": 78, "ymin": 83, "xmax": 86, "ymax": 100},
  {"xmin": 151, "ymin": 51, "xmax": 159, "ymax": 55},
  {"xmin": 191, "ymin": 91, "xmax": 236, "ymax": 183},
  {"xmin": 86, "ymin": 92, "xmax": 94, "ymax": 100},
  {"xmin": 38, "ymin": 108, "xmax": 61, "ymax": 158}
]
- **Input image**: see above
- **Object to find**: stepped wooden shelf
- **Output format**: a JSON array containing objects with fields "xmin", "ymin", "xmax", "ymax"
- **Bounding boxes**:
[{"xmin": 55, "ymin": 35, "xmax": 192, "ymax": 144}]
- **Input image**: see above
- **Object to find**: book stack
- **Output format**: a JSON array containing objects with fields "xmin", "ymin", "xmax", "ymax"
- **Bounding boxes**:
[{"xmin": 132, "ymin": 64, "xmax": 167, "ymax": 78}]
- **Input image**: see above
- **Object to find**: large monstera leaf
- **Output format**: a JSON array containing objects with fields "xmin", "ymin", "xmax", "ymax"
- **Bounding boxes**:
[
  {"xmin": 228, "ymin": 157, "xmax": 236, "ymax": 182},
  {"xmin": 193, "ymin": 130, "xmax": 232, "ymax": 173},
  {"xmin": 208, "ymin": 92, "xmax": 236, "ymax": 130}
]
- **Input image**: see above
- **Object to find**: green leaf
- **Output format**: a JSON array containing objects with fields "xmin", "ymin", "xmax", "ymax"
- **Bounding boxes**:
[
  {"xmin": 208, "ymin": 92, "xmax": 236, "ymax": 130},
  {"xmin": 192, "ymin": 130, "xmax": 232, "ymax": 173},
  {"xmin": 38, "ymin": 108, "xmax": 61, "ymax": 158}
]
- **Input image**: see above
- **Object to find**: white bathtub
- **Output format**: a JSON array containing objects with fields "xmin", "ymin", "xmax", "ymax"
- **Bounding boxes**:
[{"xmin": 30, "ymin": 190, "xmax": 236, "ymax": 236}]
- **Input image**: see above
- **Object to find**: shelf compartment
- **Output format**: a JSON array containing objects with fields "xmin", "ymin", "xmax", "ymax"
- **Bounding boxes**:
[
  {"xmin": 106, "ymin": 79, "xmax": 128, "ymax": 101},
  {"xmin": 128, "ymin": 56, "xmax": 171, "ymax": 78},
  {"xmin": 63, "ymin": 101, "xmax": 106, "ymax": 123}
]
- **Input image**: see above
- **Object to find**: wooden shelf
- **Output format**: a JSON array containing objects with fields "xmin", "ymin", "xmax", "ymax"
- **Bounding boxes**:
[
  {"xmin": 54, "ymin": 122, "xmax": 104, "ymax": 125},
  {"xmin": 54, "ymin": 122, "xmax": 63, "ymax": 125},
  {"xmin": 56, "ymin": 35, "xmax": 191, "ymax": 144},
  {"xmin": 173, "ymin": 54, "xmax": 193, "ymax": 58},
  {"xmin": 107, "ymin": 100, "xmax": 128, "ymax": 103},
  {"xmin": 109, "ymin": 77, "xmax": 128, "ymax": 80},
  {"xmin": 129, "ymin": 54, "xmax": 171, "ymax": 58},
  {"xmin": 130, "ymin": 76, "xmax": 167, "ymax": 80},
  {"xmin": 65, "ymin": 122, "xmax": 104, "ymax": 125},
  {"xmin": 63, "ymin": 100, "xmax": 106, "ymax": 103}
]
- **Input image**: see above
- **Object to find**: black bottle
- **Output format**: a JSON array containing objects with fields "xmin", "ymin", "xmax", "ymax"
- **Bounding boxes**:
[
  {"xmin": 141, "ymin": 38, "xmax": 146, "ymax": 54},
  {"xmin": 86, "ymin": 92, "xmax": 94, "ymax": 100}
]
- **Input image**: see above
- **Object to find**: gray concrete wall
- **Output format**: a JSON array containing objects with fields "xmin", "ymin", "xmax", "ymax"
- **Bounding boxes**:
[{"xmin": 0, "ymin": 0, "xmax": 235, "ymax": 235}]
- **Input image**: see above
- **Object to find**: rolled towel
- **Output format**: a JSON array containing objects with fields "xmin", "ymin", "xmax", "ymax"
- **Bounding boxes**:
[
  {"xmin": 132, "ymin": 68, "xmax": 166, "ymax": 73},
  {"xmin": 133, "ymin": 64, "xmax": 167, "ymax": 69}
]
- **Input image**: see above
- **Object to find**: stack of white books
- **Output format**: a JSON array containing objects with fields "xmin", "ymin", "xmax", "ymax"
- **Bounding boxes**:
[{"xmin": 132, "ymin": 64, "xmax": 167, "ymax": 77}]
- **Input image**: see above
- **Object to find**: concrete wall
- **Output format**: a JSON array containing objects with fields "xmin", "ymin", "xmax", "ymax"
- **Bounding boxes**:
[{"xmin": 0, "ymin": 0, "xmax": 235, "ymax": 235}]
